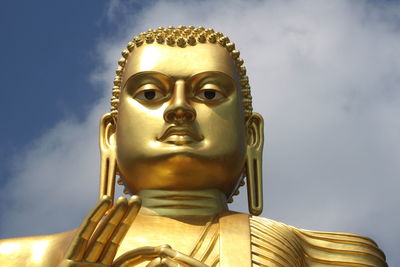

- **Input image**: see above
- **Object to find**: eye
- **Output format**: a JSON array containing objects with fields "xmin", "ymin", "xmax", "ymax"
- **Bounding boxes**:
[
  {"xmin": 133, "ymin": 84, "xmax": 165, "ymax": 102},
  {"xmin": 195, "ymin": 84, "xmax": 226, "ymax": 102},
  {"xmin": 203, "ymin": 90, "xmax": 216, "ymax": 99}
]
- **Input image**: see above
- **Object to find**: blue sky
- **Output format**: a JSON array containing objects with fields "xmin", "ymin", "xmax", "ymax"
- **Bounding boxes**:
[
  {"xmin": 0, "ymin": 0, "xmax": 156, "ymax": 178},
  {"xmin": 0, "ymin": 1, "xmax": 123, "ymax": 178},
  {"xmin": 0, "ymin": 0, "xmax": 399, "ymax": 265}
]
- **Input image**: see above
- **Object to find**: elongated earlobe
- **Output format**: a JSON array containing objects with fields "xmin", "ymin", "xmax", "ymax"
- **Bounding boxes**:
[
  {"xmin": 245, "ymin": 113, "xmax": 264, "ymax": 216},
  {"xmin": 99, "ymin": 113, "xmax": 117, "ymax": 203}
]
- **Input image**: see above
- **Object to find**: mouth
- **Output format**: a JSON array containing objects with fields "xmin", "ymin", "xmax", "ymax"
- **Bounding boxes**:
[{"xmin": 157, "ymin": 126, "xmax": 204, "ymax": 145}]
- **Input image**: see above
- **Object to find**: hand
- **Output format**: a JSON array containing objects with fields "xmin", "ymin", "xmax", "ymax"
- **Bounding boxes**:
[
  {"xmin": 113, "ymin": 245, "xmax": 209, "ymax": 267},
  {"xmin": 58, "ymin": 195, "xmax": 141, "ymax": 267},
  {"xmin": 146, "ymin": 245, "xmax": 209, "ymax": 267}
]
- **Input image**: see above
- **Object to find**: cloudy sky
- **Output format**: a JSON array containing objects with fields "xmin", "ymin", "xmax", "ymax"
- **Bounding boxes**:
[{"xmin": 0, "ymin": 0, "xmax": 399, "ymax": 265}]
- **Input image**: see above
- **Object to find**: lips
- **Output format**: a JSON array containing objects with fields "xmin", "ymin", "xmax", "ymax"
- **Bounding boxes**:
[{"xmin": 157, "ymin": 126, "xmax": 203, "ymax": 144}]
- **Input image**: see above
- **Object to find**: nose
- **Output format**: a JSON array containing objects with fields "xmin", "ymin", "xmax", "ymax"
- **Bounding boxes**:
[{"xmin": 163, "ymin": 80, "xmax": 196, "ymax": 124}]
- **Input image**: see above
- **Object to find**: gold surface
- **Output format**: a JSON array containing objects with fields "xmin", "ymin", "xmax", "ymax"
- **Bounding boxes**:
[
  {"xmin": 0, "ymin": 26, "xmax": 387, "ymax": 266},
  {"xmin": 219, "ymin": 213, "xmax": 251, "ymax": 267},
  {"xmin": 115, "ymin": 42, "xmax": 247, "ymax": 196}
]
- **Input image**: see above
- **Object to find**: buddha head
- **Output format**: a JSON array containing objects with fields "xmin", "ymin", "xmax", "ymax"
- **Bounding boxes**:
[{"xmin": 99, "ymin": 26, "xmax": 264, "ymax": 215}]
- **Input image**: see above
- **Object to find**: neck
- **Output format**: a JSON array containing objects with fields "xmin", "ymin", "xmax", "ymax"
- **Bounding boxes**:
[{"xmin": 137, "ymin": 189, "xmax": 228, "ymax": 217}]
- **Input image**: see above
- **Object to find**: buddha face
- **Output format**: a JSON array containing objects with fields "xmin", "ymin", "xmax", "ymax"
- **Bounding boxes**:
[{"xmin": 114, "ymin": 43, "xmax": 247, "ymax": 196}]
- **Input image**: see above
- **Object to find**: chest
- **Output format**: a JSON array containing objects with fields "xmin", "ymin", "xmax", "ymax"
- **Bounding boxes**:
[{"xmin": 115, "ymin": 214, "xmax": 220, "ymax": 266}]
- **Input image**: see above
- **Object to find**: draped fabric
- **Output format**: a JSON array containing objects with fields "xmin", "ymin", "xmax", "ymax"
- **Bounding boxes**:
[{"xmin": 249, "ymin": 216, "xmax": 387, "ymax": 267}]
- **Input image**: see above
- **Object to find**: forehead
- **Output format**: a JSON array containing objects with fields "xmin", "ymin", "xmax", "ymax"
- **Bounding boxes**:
[{"xmin": 122, "ymin": 43, "xmax": 238, "ymax": 84}]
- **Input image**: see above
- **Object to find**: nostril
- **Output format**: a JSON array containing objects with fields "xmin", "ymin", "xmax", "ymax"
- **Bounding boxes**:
[
  {"xmin": 165, "ymin": 112, "xmax": 175, "ymax": 122},
  {"xmin": 164, "ymin": 107, "xmax": 196, "ymax": 123},
  {"xmin": 184, "ymin": 112, "xmax": 194, "ymax": 121}
]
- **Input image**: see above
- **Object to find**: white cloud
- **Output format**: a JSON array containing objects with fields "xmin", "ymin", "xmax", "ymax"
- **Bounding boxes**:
[{"xmin": 1, "ymin": 0, "xmax": 399, "ymax": 265}]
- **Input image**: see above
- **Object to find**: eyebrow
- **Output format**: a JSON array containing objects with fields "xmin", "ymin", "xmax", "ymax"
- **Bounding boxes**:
[
  {"xmin": 190, "ymin": 71, "xmax": 234, "ymax": 80},
  {"xmin": 124, "ymin": 71, "xmax": 172, "ymax": 91},
  {"xmin": 123, "ymin": 70, "xmax": 238, "ymax": 98},
  {"xmin": 126, "ymin": 70, "xmax": 235, "ymax": 84}
]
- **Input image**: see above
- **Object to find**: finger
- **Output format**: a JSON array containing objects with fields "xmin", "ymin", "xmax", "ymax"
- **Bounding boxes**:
[
  {"xmin": 148, "ymin": 257, "xmax": 189, "ymax": 267},
  {"xmin": 100, "ymin": 195, "xmax": 141, "ymax": 265},
  {"xmin": 146, "ymin": 258, "xmax": 162, "ymax": 267},
  {"xmin": 158, "ymin": 247, "xmax": 208, "ymax": 267},
  {"xmin": 161, "ymin": 258, "xmax": 181, "ymax": 267},
  {"xmin": 84, "ymin": 197, "xmax": 128, "ymax": 262},
  {"xmin": 156, "ymin": 246, "xmax": 179, "ymax": 259},
  {"xmin": 65, "ymin": 195, "xmax": 112, "ymax": 261},
  {"xmin": 113, "ymin": 246, "xmax": 167, "ymax": 266}
]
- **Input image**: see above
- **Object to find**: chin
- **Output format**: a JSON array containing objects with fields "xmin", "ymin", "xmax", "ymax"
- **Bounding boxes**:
[{"xmin": 120, "ymin": 158, "xmax": 241, "ymax": 196}]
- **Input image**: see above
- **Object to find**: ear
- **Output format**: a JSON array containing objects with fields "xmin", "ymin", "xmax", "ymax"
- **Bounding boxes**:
[
  {"xmin": 99, "ymin": 113, "xmax": 117, "ymax": 201},
  {"xmin": 245, "ymin": 113, "xmax": 264, "ymax": 216}
]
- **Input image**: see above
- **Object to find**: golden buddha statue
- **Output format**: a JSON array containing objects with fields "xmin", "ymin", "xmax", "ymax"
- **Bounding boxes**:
[{"xmin": 0, "ymin": 26, "xmax": 387, "ymax": 267}]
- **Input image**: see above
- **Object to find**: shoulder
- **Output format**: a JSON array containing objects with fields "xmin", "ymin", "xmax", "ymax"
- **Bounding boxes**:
[
  {"xmin": 294, "ymin": 227, "xmax": 387, "ymax": 267},
  {"xmin": 249, "ymin": 216, "xmax": 305, "ymax": 266},
  {"xmin": 249, "ymin": 215, "xmax": 388, "ymax": 267},
  {"xmin": 0, "ymin": 230, "xmax": 76, "ymax": 267}
]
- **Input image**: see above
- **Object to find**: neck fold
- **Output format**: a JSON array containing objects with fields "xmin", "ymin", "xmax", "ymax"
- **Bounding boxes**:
[{"xmin": 138, "ymin": 189, "xmax": 228, "ymax": 217}]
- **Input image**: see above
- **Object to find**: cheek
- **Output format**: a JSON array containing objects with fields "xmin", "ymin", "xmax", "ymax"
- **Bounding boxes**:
[
  {"xmin": 121, "ymin": 96, "xmax": 167, "ymax": 123},
  {"xmin": 115, "ymin": 101, "xmax": 168, "ymax": 164},
  {"xmin": 117, "ymin": 99, "xmax": 167, "ymax": 136},
  {"xmin": 194, "ymin": 97, "xmax": 245, "ymax": 134}
]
